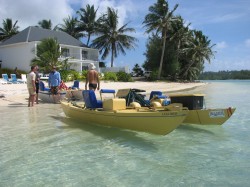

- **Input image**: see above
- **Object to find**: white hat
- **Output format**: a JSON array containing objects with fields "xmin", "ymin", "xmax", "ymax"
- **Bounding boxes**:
[{"xmin": 88, "ymin": 63, "xmax": 96, "ymax": 70}]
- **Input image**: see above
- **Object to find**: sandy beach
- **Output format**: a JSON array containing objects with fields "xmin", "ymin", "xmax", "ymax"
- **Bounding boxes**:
[{"xmin": 0, "ymin": 81, "xmax": 206, "ymax": 107}]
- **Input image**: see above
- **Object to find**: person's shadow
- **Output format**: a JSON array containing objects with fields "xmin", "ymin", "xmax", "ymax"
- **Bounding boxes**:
[{"xmin": 51, "ymin": 115, "xmax": 158, "ymax": 151}]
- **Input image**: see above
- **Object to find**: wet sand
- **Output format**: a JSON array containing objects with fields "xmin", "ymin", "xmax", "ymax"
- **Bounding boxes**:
[{"xmin": 0, "ymin": 81, "xmax": 207, "ymax": 107}]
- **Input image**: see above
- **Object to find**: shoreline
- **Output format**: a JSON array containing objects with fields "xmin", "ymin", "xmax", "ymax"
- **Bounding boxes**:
[{"xmin": 0, "ymin": 81, "xmax": 207, "ymax": 107}]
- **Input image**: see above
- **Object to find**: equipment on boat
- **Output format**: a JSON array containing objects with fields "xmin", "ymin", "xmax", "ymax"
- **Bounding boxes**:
[
  {"xmin": 61, "ymin": 90, "xmax": 189, "ymax": 135},
  {"xmin": 169, "ymin": 94, "xmax": 236, "ymax": 125}
]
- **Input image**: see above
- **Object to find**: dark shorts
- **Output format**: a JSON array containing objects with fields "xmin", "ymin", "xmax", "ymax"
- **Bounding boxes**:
[
  {"xmin": 89, "ymin": 83, "xmax": 97, "ymax": 90},
  {"xmin": 50, "ymin": 86, "xmax": 59, "ymax": 95},
  {"xmin": 35, "ymin": 83, "xmax": 39, "ymax": 94}
]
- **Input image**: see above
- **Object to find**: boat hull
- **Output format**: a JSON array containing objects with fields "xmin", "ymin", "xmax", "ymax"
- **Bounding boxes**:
[
  {"xmin": 169, "ymin": 94, "xmax": 235, "ymax": 125},
  {"xmin": 61, "ymin": 101, "xmax": 188, "ymax": 135},
  {"xmin": 183, "ymin": 107, "xmax": 236, "ymax": 125},
  {"xmin": 38, "ymin": 91, "xmax": 66, "ymax": 103}
]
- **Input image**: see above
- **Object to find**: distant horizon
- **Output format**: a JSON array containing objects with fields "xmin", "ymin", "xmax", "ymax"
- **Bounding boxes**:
[{"xmin": 1, "ymin": 0, "xmax": 249, "ymax": 72}]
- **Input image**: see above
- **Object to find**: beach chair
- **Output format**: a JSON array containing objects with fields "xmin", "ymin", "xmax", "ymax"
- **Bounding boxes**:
[
  {"xmin": 39, "ymin": 81, "xmax": 50, "ymax": 91},
  {"xmin": 82, "ymin": 90, "xmax": 103, "ymax": 109},
  {"xmin": 2, "ymin": 74, "xmax": 14, "ymax": 84},
  {"xmin": 21, "ymin": 74, "xmax": 27, "ymax": 83},
  {"xmin": 71, "ymin": 80, "xmax": 79, "ymax": 89},
  {"xmin": 0, "ymin": 79, "xmax": 8, "ymax": 84},
  {"xmin": 10, "ymin": 74, "xmax": 25, "ymax": 84}
]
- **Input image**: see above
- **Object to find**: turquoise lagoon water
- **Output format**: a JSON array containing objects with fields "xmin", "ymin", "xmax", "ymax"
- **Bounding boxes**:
[{"xmin": 0, "ymin": 80, "xmax": 249, "ymax": 186}]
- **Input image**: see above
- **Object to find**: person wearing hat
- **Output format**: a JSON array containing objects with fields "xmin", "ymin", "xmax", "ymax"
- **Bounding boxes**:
[
  {"xmin": 48, "ymin": 66, "xmax": 61, "ymax": 103},
  {"xmin": 85, "ymin": 63, "xmax": 100, "ymax": 91}
]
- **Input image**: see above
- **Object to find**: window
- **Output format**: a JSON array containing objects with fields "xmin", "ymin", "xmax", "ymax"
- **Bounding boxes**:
[
  {"xmin": 61, "ymin": 48, "xmax": 70, "ymax": 57},
  {"xmin": 82, "ymin": 50, "xmax": 88, "ymax": 60},
  {"xmin": 82, "ymin": 66, "xmax": 88, "ymax": 71}
]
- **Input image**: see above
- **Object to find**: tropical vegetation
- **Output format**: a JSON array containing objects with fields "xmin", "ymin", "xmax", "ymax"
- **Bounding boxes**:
[
  {"xmin": 132, "ymin": 64, "xmax": 144, "ymax": 76},
  {"xmin": 91, "ymin": 7, "xmax": 138, "ymax": 67},
  {"xmin": 0, "ymin": 1, "xmax": 221, "ymax": 81},
  {"xmin": 30, "ymin": 38, "xmax": 69, "ymax": 73},
  {"xmin": 199, "ymin": 70, "xmax": 250, "ymax": 80},
  {"xmin": 77, "ymin": 4, "xmax": 98, "ymax": 46},
  {"xmin": 0, "ymin": 18, "xmax": 19, "ymax": 41},
  {"xmin": 36, "ymin": 19, "xmax": 58, "ymax": 30},
  {"xmin": 143, "ymin": 0, "xmax": 178, "ymax": 79},
  {"xmin": 57, "ymin": 16, "xmax": 84, "ymax": 40},
  {"xmin": 142, "ymin": 0, "xmax": 215, "ymax": 81}
]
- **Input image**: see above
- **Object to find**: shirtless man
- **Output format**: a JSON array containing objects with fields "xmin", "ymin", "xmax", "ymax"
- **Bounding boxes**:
[{"xmin": 85, "ymin": 63, "xmax": 100, "ymax": 91}]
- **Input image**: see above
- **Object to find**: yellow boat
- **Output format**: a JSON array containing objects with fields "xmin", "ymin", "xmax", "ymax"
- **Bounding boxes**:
[
  {"xmin": 61, "ymin": 90, "xmax": 189, "ymax": 135},
  {"xmin": 169, "ymin": 94, "xmax": 236, "ymax": 125}
]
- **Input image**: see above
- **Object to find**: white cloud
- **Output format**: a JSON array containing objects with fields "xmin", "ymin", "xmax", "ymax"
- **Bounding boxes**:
[
  {"xmin": 82, "ymin": 0, "xmax": 137, "ymax": 28},
  {"xmin": 209, "ymin": 13, "xmax": 246, "ymax": 23},
  {"xmin": 0, "ymin": 0, "xmax": 75, "ymax": 30},
  {"xmin": 245, "ymin": 39, "xmax": 250, "ymax": 47},
  {"xmin": 215, "ymin": 41, "xmax": 228, "ymax": 49}
]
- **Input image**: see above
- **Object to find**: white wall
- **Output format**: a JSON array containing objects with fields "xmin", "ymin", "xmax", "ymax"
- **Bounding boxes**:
[
  {"xmin": 100, "ymin": 66, "xmax": 130, "ymax": 73},
  {"xmin": 0, "ymin": 42, "xmax": 36, "ymax": 72},
  {"xmin": 0, "ymin": 42, "xmax": 99, "ymax": 73}
]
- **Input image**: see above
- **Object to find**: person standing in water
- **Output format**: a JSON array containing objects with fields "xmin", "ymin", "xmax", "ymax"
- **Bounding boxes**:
[
  {"xmin": 48, "ymin": 66, "xmax": 61, "ymax": 103},
  {"xmin": 34, "ymin": 65, "xmax": 40, "ymax": 104},
  {"xmin": 85, "ymin": 63, "xmax": 100, "ymax": 91},
  {"xmin": 26, "ymin": 66, "xmax": 36, "ymax": 107}
]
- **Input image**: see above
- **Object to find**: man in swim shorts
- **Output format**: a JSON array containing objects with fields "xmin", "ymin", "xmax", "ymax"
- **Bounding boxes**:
[
  {"xmin": 85, "ymin": 63, "xmax": 100, "ymax": 91},
  {"xmin": 26, "ymin": 66, "xmax": 36, "ymax": 107},
  {"xmin": 48, "ymin": 66, "xmax": 61, "ymax": 103}
]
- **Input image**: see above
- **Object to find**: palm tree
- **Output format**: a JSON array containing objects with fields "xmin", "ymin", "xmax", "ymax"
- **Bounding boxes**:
[
  {"xmin": 0, "ymin": 18, "xmax": 19, "ymax": 41},
  {"xmin": 180, "ymin": 30, "xmax": 215, "ymax": 80},
  {"xmin": 36, "ymin": 19, "xmax": 57, "ymax": 30},
  {"xmin": 91, "ymin": 7, "xmax": 137, "ymax": 67},
  {"xmin": 77, "ymin": 4, "xmax": 98, "ymax": 46},
  {"xmin": 31, "ymin": 38, "xmax": 68, "ymax": 72},
  {"xmin": 57, "ymin": 16, "xmax": 84, "ymax": 40},
  {"xmin": 143, "ymin": 0, "xmax": 178, "ymax": 79}
]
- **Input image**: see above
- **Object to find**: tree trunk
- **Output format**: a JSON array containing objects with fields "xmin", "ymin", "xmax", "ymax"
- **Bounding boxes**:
[
  {"xmin": 87, "ymin": 34, "xmax": 91, "ymax": 46},
  {"xmin": 158, "ymin": 30, "xmax": 167, "ymax": 79},
  {"xmin": 111, "ymin": 43, "xmax": 115, "ymax": 67}
]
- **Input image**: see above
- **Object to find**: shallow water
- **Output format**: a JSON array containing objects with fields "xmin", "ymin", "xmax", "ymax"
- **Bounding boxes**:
[{"xmin": 0, "ymin": 80, "xmax": 249, "ymax": 186}]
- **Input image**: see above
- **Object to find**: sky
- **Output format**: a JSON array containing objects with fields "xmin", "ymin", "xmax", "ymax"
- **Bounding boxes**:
[{"xmin": 1, "ymin": 0, "xmax": 250, "ymax": 72}]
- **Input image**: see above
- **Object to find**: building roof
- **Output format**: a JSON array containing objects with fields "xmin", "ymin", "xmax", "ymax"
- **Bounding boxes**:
[{"xmin": 0, "ymin": 26, "xmax": 87, "ymax": 47}]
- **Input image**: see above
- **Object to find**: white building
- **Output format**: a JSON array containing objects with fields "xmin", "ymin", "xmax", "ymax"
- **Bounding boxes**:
[{"xmin": 0, "ymin": 26, "xmax": 99, "ymax": 72}]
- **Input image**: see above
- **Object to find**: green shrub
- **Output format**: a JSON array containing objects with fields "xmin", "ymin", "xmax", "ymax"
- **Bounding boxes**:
[
  {"xmin": 70, "ymin": 70, "xmax": 81, "ymax": 80},
  {"xmin": 60, "ymin": 70, "xmax": 70, "ymax": 81},
  {"xmin": 116, "ymin": 71, "xmax": 133, "ymax": 82},
  {"xmin": 148, "ymin": 70, "xmax": 158, "ymax": 81},
  {"xmin": 60, "ymin": 70, "xmax": 81, "ymax": 81},
  {"xmin": 81, "ymin": 70, "xmax": 88, "ymax": 80},
  {"xmin": 103, "ymin": 72, "xmax": 117, "ymax": 81}
]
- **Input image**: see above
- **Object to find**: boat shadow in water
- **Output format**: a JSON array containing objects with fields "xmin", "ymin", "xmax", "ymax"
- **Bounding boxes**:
[
  {"xmin": 51, "ymin": 115, "xmax": 158, "ymax": 151},
  {"xmin": 178, "ymin": 124, "xmax": 216, "ymax": 135}
]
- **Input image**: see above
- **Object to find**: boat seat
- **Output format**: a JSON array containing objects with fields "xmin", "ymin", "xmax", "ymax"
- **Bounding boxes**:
[
  {"xmin": 39, "ymin": 81, "xmax": 50, "ymax": 91},
  {"xmin": 100, "ymin": 89, "xmax": 115, "ymax": 100},
  {"xmin": 149, "ymin": 91, "xmax": 167, "ymax": 100},
  {"xmin": 100, "ymin": 89, "xmax": 115, "ymax": 94},
  {"xmin": 83, "ymin": 90, "xmax": 103, "ymax": 109},
  {"xmin": 71, "ymin": 80, "xmax": 79, "ymax": 89}
]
